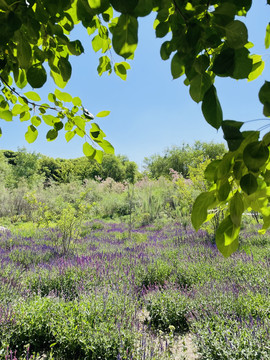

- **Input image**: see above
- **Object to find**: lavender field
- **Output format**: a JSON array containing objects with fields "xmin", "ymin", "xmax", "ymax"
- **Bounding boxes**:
[{"xmin": 0, "ymin": 222, "xmax": 269, "ymax": 360}]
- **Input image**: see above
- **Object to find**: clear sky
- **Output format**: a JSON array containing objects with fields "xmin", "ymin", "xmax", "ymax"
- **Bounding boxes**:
[{"xmin": 1, "ymin": 1, "xmax": 270, "ymax": 168}]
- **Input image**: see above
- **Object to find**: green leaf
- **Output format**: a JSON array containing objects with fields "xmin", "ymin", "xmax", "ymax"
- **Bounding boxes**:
[
  {"xmin": 132, "ymin": 0, "xmax": 153, "ymax": 17},
  {"xmin": 189, "ymin": 73, "xmax": 212, "ymax": 103},
  {"xmin": 0, "ymin": 110, "xmax": 12, "ymax": 121},
  {"xmin": 94, "ymin": 149, "xmax": 103, "ymax": 163},
  {"xmin": 160, "ymin": 41, "xmax": 172, "ymax": 61},
  {"xmin": 25, "ymin": 125, "xmax": 38, "ymax": 143},
  {"xmin": 42, "ymin": 115, "xmax": 56, "ymax": 126},
  {"xmin": 88, "ymin": 0, "xmax": 110, "ymax": 13},
  {"xmin": 50, "ymin": 70, "xmax": 68, "ymax": 89},
  {"xmin": 248, "ymin": 55, "xmax": 265, "ymax": 82},
  {"xmin": 83, "ymin": 142, "xmax": 95, "ymax": 157},
  {"xmin": 67, "ymin": 40, "xmax": 84, "ymax": 56},
  {"xmin": 217, "ymin": 180, "xmax": 231, "ymax": 201},
  {"xmin": 230, "ymin": 191, "xmax": 244, "ymax": 227},
  {"xmin": 112, "ymin": 14, "xmax": 138, "ymax": 59},
  {"xmin": 240, "ymin": 173, "xmax": 258, "ymax": 195},
  {"xmin": 0, "ymin": 127, "xmax": 2, "ymax": 137},
  {"xmin": 202, "ymin": 85, "xmax": 223, "ymax": 129},
  {"xmin": 204, "ymin": 159, "xmax": 221, "ymax": 182},
  {"xmin": 72, "ymin": 97, "xmax": 82, "ymax": 106},
  {"xmin": 96, "ymin": 110, "xmax": 110, "ymax": 117},
  {"xmin": 225, "ymin": 20, "xmax": 248, "ymax": 49},
  {"xmin": 222, "ymin": 120, "xmax": 244, "ymax": 151},
  {"xmin": 96, "ymin": 139, "xmax": 114, "ymax": 154},
  {"xmin": 232, "ymin": 48, "xmax": 252, "ymax": 79},
  {"xmin": 31, "ymin": 116, "xmax": 42, "ymax": 127},
  {"xmin": 58, "ymin": 57, "xmax": 72, "ymax": 82},
  {"xmin": 15, "ymin": 70, "xmax": 28, "ymax": 89},
  {"xmin": 55, "ymin": 89, "xmax": 72, "ymax": 102},
  {"xmin": 259, "ymin": 81, "xmax": 270, "ymax": 116},
  {"xmin": 20, "ymin": 111, "xmax": 31, "ymax": 122},
  {"xmin": 46, "ymin": 129, "xmax": 58, "ymax": 141},
  {"xmin": 17, "ymin": 36, "xmax": 32, "ymax": 69},
  {"xmin": 54, "ymin": 121, "xmax": 64, "ymax": 131},
  {"xmin": 243, "ymin": 141, "xmax": 269, "ymax": 172},
  {"xmin": 114, "ymin": 62, "xmax": 130, "ymax": 80},
  {"xmin": 24, "ymin": 91, "xmax": 41, "ymax": 102},
  {"xmin": 155, "ymin": 22, "xmax": 170, "ymax": 38},
  {"xmin": 212, "ymin": 48, "xmax": 235, "ymax": 77},
  {"xmin": 98, "ymin": 56, "xmax": 112, "ymax": 76},
  {"xmin": 27, "ymin": 65, "xmax": 47, "ymax": 88},
  {"xmin": 191, "ymin": 191, "xmax": 216, "ymax": 231},
  {"xmin": 110, "ymin": 0, "xmax": 139, "ymax": 13},
  {"xmin": 194, "ymin": 55, "xmax": 210, "ymax": 74},
  {"xmin": 65, "ymin": 130, "xmax": 76, "ymax": 142},
  {"xmin": 265, "ymin": 23, "xmax": 270, "ymax": 49},
  {"xmin": 12, "ymin": 104, "xmax": 29, "ymax": 116},
  {"xmin": 216, "ymin": 216, "xmax": 239, "ymax": 257},
  {"xmin": 171, "ymin": 52, "xmax": 185, "ymax": 79}
]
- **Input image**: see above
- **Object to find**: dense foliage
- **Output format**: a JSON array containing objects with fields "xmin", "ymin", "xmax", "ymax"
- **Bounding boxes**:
[
  {"xmin": 0, "ymin": 148, "xmax": 139, "ymax": 185},
  {"xmin": 1, "ymin": 0, "xmax": 270, "ymax": 254}
]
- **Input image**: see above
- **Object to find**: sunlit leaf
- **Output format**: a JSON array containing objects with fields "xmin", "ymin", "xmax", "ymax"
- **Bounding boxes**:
[
  {"xmin": 55, "ymin": 89, "xmax": 72, "ymax": 102},
  {"xmin": 96, "ymin": 110, "xmax": 110, "ymax": 117},
  {"xmin": 24, "ymin": 91, "xmax": 41, "ymax": 102},
  {"xmin": 65, "ymin": 130, "xmax": 76, "ymax": 142},
  {"xmin": 25, "ymin": 125, "xmax": 38, "ymax": 143},
  {"xmin": 83, "ymin": 142, "xmax": 95, "ymax": 156},
  {"xmin": 0, "ymin": 110, "xmax": 12, "ymax": 121}
]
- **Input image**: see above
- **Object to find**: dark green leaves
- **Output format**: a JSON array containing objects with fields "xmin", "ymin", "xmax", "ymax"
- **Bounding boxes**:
[
  {"xmin": 243, "ymin": 141, "xmax": 269, "ymax": 172},
  {"xmin": 222, "ymin": 120, "xmax": 244, "ymax": 151},
  {"xmin": 202, "ymin": 86, "xmax": 223, "ymax": 129},
  {"xmin": 27, "ymin": 65, "xmax": 47, "ymax": 88},
  {"xmin": 46, "ymin": 129, "xmax": 58, "ymax": 141},
  {"xmin": 110, "ymin": 0, "xmax": 138, "ymax": 14},
  {"xmin": 259, "ymin": 81, "xmax": 270, "ymax": 117},
  {"xmin": 212, "ymin": 48, "xmax": 235, "ymax": 77},
  {"xmin": 58, "ymin": 57, "xmax": 72, "ymax": 82},
  {"xmin": 88, "ymin": 0, "xmax": 110, "ymax": 14},
  {"xmin": 112, "ymin": 15, "xmax": 138, "ymax": 59},
  {"xmin": 171, "ymin": 52, "xmax": 184, "ymax": 79},
  {"xmin": 189, "ymin": 73, "xmax": 212, "ymax": 103},
  {"xmin": 225, "ymin": 21, "xmax": 248, "ymax": 49},
  {"xmin": 240, "ymin": 173, "xmax": 258, "ymax": 195}
]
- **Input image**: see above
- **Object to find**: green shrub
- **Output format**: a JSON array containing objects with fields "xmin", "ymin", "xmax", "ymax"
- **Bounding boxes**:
[{"xmin": 146, "ymin": 289, "xmax": 191, "ymax": 333}]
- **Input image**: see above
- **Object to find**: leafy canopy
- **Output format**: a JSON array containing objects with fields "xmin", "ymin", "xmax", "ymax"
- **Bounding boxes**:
[{"xmin": 1, "ymin": 0, "xmax": 270, "ymax": 255}]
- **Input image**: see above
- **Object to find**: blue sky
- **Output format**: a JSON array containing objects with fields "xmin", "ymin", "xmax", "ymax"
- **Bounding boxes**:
[{"xmin": 1, "ymin": 1, "xmax": 270, "ymax": 168}]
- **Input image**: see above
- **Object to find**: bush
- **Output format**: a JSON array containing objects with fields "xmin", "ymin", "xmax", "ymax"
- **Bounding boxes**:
[{"xmin": 146, "ymin": 289, "xmax": 191, "ymax": 333}]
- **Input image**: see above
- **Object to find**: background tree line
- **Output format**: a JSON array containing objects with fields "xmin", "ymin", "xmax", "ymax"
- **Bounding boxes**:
[{"xmin": 0, "ymin": 141, "xmax": 226, "ymax": 188}]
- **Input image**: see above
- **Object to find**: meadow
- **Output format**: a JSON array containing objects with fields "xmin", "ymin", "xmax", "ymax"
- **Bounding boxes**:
[
  {"xmin": 0, "ymin": 219, "xmax": 269, "ymax": 360},
  {"xmin": 0, "ymin": 148, "xmax": 269, "ymax": 359}
]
